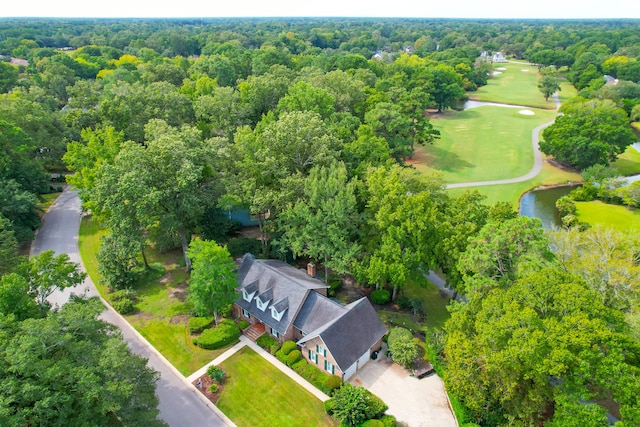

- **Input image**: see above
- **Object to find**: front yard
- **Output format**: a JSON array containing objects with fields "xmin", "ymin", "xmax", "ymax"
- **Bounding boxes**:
[
  {"xmin": 78, "ymin": 217, "xmax": 233, "ymax": 375},
  {"xmin": 217, "ymin": 346, "xmax": 335, "ymax": 427}
]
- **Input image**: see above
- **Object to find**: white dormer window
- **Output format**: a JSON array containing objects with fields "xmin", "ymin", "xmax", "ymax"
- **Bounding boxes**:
[
  {"xmin": 256, "ymin": 297, "xmax": 269, "ymax": 311},
  {"xmin": 242, "ymin": 289, "xmax": 255, "ymax": 302},
  {"xmin": 271, "ymin": 306, "xmax": 284, "ymax": 321}
]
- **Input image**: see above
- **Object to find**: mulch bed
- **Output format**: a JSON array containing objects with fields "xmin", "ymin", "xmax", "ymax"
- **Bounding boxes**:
[{"xmin": 192, "ymin": 374, "xmax": 224, "ymax": 404}]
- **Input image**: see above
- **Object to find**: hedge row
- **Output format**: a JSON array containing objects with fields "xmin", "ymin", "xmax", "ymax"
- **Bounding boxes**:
[
  {"xmin": 188, "ymin": 316, "xmax": 215, "ymax": 334},
  {"xmin": 291, "ymin": 358, "xmax": 342, "ymax": 395},
  {"xmin": 256, "ymin": 334, "xmax": 281, "ymax": 354},
  {"xmin": 193, "ymin": 320, "xmax": 240, "ymax": 350}
]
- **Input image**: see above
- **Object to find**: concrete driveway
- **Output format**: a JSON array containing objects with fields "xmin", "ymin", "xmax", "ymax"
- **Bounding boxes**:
[{"xmin": 349, "ymin": 350, "xmax": 457, "ymax": 427}]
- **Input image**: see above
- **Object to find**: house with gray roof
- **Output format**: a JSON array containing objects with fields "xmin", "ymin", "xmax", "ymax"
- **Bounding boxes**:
[{"xmin": 234, "ymin": 254, "xmax": 387, "ymax": 380}]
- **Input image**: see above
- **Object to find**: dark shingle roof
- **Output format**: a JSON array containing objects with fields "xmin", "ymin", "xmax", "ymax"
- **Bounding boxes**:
[
  {"xmin": 298, "ymin": 297, "xmax": 387, "ymax": 372},
  {"xmin": 293, "ymin": 291, "xmax": 347, "ymax": 334},
  {"xmin": 235, "ymin": 254, "xmax": 328, "ymax": 335}
]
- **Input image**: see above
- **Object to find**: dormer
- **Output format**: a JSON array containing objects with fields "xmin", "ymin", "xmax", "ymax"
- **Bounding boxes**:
[
  {"xmin": 270, "ymin": 298, "xmax": 288, "ymax": 321},
  {"xmin": 241, "ymin": 280, "xmax": 258, "ymax": 303},
  {"xmin": 255, "ymin": 288, "xmax": 273, "ymax": 312}
]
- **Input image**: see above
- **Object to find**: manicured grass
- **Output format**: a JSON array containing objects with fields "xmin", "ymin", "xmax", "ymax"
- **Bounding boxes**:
[
  {"xmin": 217, "ymin": 347, "xmax": 334, "ymax": 427},
  {"xmin": 576, "ymin": 201, "xmax": 640, "ymax": 232},
  {"xmin": 402, "ymin": 273, "xmax": 450, "ymax": 331},
  {"xmin": 415, "ymin": 106, "xmax": 556, "ymax": 183},
  {"xmin": 612, "ymin": 146, "xmax": 640, "ymax": 176},
  {"xmin": 78, "ymin": 217, "xmax": 227, "ymax": 376},
  {"xmin": 446, "ymin": 160, "xmax": 583, "ymax": 206},
  {"xmin": 469, "ymin": 62, "xmax": 556, "ymax": 108}
]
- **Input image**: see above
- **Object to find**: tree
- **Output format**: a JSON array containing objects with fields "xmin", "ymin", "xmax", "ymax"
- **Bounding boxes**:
[
  {"xmin": 277, "ymin": 161, "xmax": 360, "ymax": 283},
  {"xmin": 444, "ymin": 268, "xmax": 640, "ymax": 426},
  {"xmin": 328, "ymin": 383, "xmax": 388, "ymax": 427},
  {"xmin": 365, "ymin": 102, "xmax": 414, "ymax": 160},
  {"xmin": 94, "ymin": 120, "xmax": 215, "ymax": 272},
  {"xmin": 187, "ymin": 238, "xmax": 238, "ymax": 325},
  {"xmin": 435, "ymin": 190, "xmax": 489, "ymax": 298},
  {"xmin": 194, "ymin": 86, "xmax": 247, "ymax": 141},
  {"xmin": 0, "ymin": 62, "xmax": 19, "ymax": 93},
  {"xmin": 457, "ymin": 216, "xmax": 552, "ymax": 291},
  {"xmin": 0, "ymin": 273, "xmax": 40, "ymax": 320},
  {"xmin": 0, "ymin": 218, "xmax": 21, "ymax": 275},
  {"xmin": 360, "ymin": 166, "xmax": 445, "ymax": 300},
  {"xmin": 428, "ymin": 64, "xmax": 465, "ymax": 112},
  {"xmin": 387, "ymin": 327, "xmax": 419, "ymax": 368},
  {"xmin": 96, "ymin": 233, "xmax": 141, "ymax": 290},
  {"xmin": 16, "ymin": 249, "xmax": 86, "ymax": 314},
  {"xmin": 538, "ymin": 75, "xmax": 561, "ymax": 101},
  {"xmin": 540, "ymin": 99, "xmax": 636, "ymax": 170},
  {"xmin": 276, "ymin": 80, "xmax": 335, "ymax": 119},
  {"xmin": 0, "ymin": 298, "xmax": 165, "ymax": 426}
]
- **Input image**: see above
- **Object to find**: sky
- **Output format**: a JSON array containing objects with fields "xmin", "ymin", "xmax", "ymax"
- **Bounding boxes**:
[{"xmin": 2, "ymin": 0, "xmax": 639, "ymax": 19}]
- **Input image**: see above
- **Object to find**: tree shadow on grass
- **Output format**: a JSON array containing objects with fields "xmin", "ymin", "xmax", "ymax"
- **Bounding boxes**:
[{"xmin": 419, "ymin": 143, "xmax": 475, "ymax": 174}]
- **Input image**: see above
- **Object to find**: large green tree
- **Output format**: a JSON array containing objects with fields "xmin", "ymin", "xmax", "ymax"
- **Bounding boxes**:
[
  {"xmin": 540, "ymin": 98, "xmax": 636, "ymax": 170},
  {"xmin": 187, "ymin": 238, "xmax": 238, "ymax": 325},
  {"xmin": 0, "ymin": 298, "xmax": 165, "ymax": 426},
  {"xmin": 277, "ymin": 161, "xmax": 360, "ymax": 283},
  {"xmin": 445, "ymin": 268, "xmax": 640, "ymax": 426}
]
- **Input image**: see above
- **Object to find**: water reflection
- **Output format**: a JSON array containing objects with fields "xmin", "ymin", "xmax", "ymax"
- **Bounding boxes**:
[{"xmin": 519, "ymin": 185, "xmax": 580, "ymax": 229}]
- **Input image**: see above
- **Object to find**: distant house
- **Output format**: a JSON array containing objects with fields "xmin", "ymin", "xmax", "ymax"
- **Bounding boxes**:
[
  {"xmin": 492, "ymin": 52, "xmax": 507, "ymax": 63},
  {"xmin": 234, "ymin": 254, "xmax": 387, "ymax": 380},
  {"xmin": 604, "ymin": 74, "xmax": 619, "ymax": 86},
  {"xmin": 404, "ymin": 45, "xmax": 415, "ymax": 54},
  {"xmin": 372, "ymin": 51, "xmax": 384, "ymax": 61}
]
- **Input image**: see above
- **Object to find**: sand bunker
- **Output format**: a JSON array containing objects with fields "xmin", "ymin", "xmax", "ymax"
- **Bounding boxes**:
[
  {"xmin": 496, "ymin": 67, "xmax": 507, "ymax": 70},
  {"xmin": 521, "ymin": 69, "xmax": 530, "ymax": 72},
  {"xmin": 492, "ymin": 71, "xmax": 503, "ymax": 75},
  {"xmin": 519, "ymin": 110, "xmax": 535, "ymax": 115}
]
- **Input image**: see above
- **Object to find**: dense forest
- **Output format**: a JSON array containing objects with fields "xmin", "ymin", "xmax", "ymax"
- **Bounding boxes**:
[{"xmin": 1, "ymin": 18, "xmax": 640, "ymax": 426}]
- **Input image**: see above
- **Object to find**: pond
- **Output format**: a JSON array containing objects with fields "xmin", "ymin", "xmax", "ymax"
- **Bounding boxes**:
[{"xmin": 519, "ymin": 185, "xmax": 580, "ymax": 229}]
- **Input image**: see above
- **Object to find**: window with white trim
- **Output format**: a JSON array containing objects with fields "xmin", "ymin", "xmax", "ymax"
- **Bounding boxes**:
[
  {"xmin": 316, "ymin": 344, "xmax": 326, "ymax": 357},
  {"xmin": 308, "ymin": 349, "xmax": 318, "ymax": 364},
  {"xmin": 256, "ymin": 298, "xmax": 269, "ymax": 311},
  {"xmin": 242, "ymin": 289, "xmax": 253, "ymax": 302},
  {"xmin": 242, "ymin": 309, "xmax": 250, "ymax": 318},
  {"xmin": 324, "ymin": 360, "xmax": 335, "ymax": 374},
  {"xmin": 272, "ymin": 328, "xmax": 279, "ymax": 338},
  {"xmin": 271, "ymin": 306, "xmax": 283, "ymax": 321}
]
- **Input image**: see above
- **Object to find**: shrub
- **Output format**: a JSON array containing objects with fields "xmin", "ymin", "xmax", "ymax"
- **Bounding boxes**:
[
  {"xmin": 330, "ymin": 383, "xmax": 388, "ymax": 426},
  {"xmin": 188, "ymin": 316, "xmax": 215, "ymax": 334},
  {"xmin": 325, "ymin": 375, "xmax": 342, "ymax": 392},
  {"xmin": 388, "ymin": 327, "xmax": 419, "ymax": 368},
  {"xmin": 275, "ymin": 349, "xmax": 288, "ymax": 364},
  {"xmin": 194, "ymin": 320, "xmax": 240, "ymax": 350},
  {"xmin": 269, "ymin": 341, "xmax": 282, "ymax": 355},
  {"xmin": 379, "ymin": 415, "xmax": 397, "ymax": 427},
  {"xmin": 286, "ymin": 349, "xmax": 302, "ymax": 367},
  {"xmin": 207, "ymin": 365, "xmax": 226, "ymax": 384},
  {"xmin": 209, "ymin": 383, "xmax": 219, "ymax": 393},
  {"xmin": 238, "ymin": 319, "xmax": 249, "ymax": 330},
  {"xmin": 328, "ymin": 276, "xmax": 342, "ymax": 297},
  {"xmin": 256, "ymin": 333, "xmax": 278, "ymax": 351},
  {"xmin": 110, "ymin": 289, "xmax": 137, "ymax": 301},
  {"xmin": 371, "ymin": 289, "xmax": 390, "ymax": 305},
  {"xmin": 396, "ymin": 295, "xmax": 411, "ymax": 310},
  {"xmin": 280, "ymin": 340, "xmax": 297, "ymax": 355},
  {"xmin": 324, "ymin": 398, "xmax": 336, "ymax": 415},
  {"xmin": 292, "ymin": 359, "xmax": 308, "ymax": 374},
  {"xmin": 112, "ymin": 298, "xmax": 135, "ymax": 314},
  {"xmin": 361, "ymin": 420, "xmax": 384, "ymax": 427}
]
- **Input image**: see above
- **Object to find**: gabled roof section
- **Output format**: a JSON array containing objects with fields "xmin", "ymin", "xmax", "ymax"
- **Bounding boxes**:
[
  {"xmin": 294, "ymin": 291, "xmax": 347, "ymax": 334},
  {"xmin": 235, "ymin": 253, "xmax": 328, "ymax": 335},
  {"xmin": 298, "ymin": 297, "xmax": 387, "ymax": 372}
]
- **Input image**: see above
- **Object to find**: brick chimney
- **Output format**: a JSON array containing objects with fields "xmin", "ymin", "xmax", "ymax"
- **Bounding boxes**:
[{"xmin": 307, "ymin": 263, "xmax": 316, "ymax": 277}]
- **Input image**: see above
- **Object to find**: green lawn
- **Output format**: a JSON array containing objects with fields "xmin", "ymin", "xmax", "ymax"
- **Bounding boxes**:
[
  {"xmin": 446, "ymin": 160, "xmax": 583, "ymax": 206},
  {"xmin": 217, "ymin": 347, "xmax": 334, "ymax": 427},
  {"xmin": 415, "ymin": 106, "xmax": 556, "ymax": 184},
  {"xmin": 576, "ymin": 201, "xmax": 640, "ymax": 232},
  {"xmin": 469, "ymin": 62, "xmax": 557, "ymax": 108},
  {"xmin": 78, "ymin": 217, "xmax": 227, "ymax": 376},
  {"xmin": 612, "ymin": 145, "xmax": 640, "ymax": 176}
]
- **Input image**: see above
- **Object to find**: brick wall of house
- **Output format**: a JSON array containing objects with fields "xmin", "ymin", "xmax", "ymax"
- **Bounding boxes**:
[{"xmin": 300, "ymin": 335, "xmax": 344, "ymax": 379}]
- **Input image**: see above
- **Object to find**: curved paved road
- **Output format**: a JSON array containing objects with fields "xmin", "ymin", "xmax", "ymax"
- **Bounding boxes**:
[
  {"xmin": 446, "ymin": 92, "xmax": 560, "ymax": 189},
  {"xmin": 32, "ymin": 190, "xmax": 230, "ymax": 427}
]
